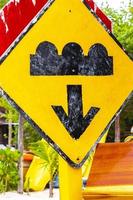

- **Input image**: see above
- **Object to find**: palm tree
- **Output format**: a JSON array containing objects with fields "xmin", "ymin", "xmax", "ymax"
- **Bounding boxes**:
[{"xmin": 29, "ymin": 139, "xmax": 58, "ymax": 197}]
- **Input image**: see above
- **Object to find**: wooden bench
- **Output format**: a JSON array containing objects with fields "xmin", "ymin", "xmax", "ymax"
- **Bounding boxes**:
[{"xmin": 82, "ymin": 142, "xmax": 133, "ymax": 199}]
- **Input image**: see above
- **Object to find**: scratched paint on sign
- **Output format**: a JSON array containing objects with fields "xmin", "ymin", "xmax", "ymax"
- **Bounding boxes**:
[{"xmin": 30, "ymin": 42, "xmax": 113, "ymax": 76}]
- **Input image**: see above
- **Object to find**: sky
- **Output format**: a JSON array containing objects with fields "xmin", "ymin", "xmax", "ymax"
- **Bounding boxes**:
[{"xmin": 94, "ymin": 0, "xmax": 132, "ymax": 9}]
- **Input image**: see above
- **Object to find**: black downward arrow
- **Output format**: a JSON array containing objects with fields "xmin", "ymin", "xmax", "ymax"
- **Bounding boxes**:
[{"xmin": 52, "ymin": 85, "xmax": 100, "ymax": 139}]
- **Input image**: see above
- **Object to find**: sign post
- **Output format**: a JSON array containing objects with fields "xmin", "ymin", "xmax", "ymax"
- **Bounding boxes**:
[{"xmin": 59, "ymin": 156, "xmax": 82, "ymax": 200}]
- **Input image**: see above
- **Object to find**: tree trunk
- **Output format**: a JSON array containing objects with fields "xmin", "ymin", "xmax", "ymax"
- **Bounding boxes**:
[
  {"xmin": 18, "ymin": 114, "xmax": 24, "ymax": 194},
  {"xmin": 49, "ymin": 179, "xmax": 54, "ymax": 198},
  {"xmin": 115, "ymin": 115, "xmax": 120, "ymax": 142},
  {"xmin": 8, "ymin": 118, "xmax": 12, "ymax": 147}
]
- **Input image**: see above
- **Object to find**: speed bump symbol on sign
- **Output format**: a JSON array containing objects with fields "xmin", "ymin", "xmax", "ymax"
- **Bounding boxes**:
[
  {"xmin": 30, "ymin": 42, "xmax": 113, "ymax": 76},
  {"xmin": 30, "ymin": 41, "xmax": 113, "ymax": 139},
  {"xmin": 0, "ymin": 0, "xmax": 132, "ymax": 167}
]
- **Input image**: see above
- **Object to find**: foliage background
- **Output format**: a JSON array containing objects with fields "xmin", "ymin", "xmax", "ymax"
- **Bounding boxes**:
[
  {"xmin": 101, "ymin": 1, "xmax": 133, "ymax": 142},
  {"xmin": 0, "ymin": 147, "xmax": 20, "ymax": 192},
  {"xmin": 0, "ymin": 0, "xmax": 9, "ymax": 8}
]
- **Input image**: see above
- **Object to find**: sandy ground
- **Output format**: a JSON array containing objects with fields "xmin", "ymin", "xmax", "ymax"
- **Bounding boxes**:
[{"xmin": 0, "ymin": 189, "xmax": 60, "ymax": 200}]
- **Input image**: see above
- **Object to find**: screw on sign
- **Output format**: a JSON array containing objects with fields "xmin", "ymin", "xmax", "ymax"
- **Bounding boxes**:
[{"xmin": 0, "ymin": 0, "xmax": 132, "ymax": 167}]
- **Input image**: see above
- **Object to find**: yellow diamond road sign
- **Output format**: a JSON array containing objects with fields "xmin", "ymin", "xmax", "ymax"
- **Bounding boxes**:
[{"xmin": 0, "ymin": 0, "xmax": 133, "ymax": 167}]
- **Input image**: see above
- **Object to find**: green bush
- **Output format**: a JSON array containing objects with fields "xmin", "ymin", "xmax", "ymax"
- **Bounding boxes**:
[
  {"xmin": 0, "ymin": 0, "xmax": 9, "ymax": 9},
  {"xmin": 0, "ymin": 147, "xmax": 20, "ymax": 192}
]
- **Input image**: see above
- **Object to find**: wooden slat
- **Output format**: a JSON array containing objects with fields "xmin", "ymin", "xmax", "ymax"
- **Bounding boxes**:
[
  {"xmin": 82, "ymin": 185, "xmax": 133, "ymax": 199},
  {"xmin": 83, "ymin": 194, "xmax": 133, "ymax": 200},
  {"xmin": 87, "ymin": 142, "xmax": 133, "ymax": 186}
]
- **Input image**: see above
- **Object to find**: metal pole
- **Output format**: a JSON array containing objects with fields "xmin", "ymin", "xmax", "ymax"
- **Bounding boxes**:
[
  {"xmin": 8, "ymin": 119, "xmax": 12, "ymax": 147},
  {"xmin": 59, "ymin": 156, "xmax": 82, "ymax": 200}
]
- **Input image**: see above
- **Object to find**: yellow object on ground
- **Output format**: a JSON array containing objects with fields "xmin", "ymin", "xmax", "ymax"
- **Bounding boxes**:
[
  {"xmin": 24, "ymin": 132, "xmax": 107, "ymax": 192},
  {"xmin": 24, "ymin": 156, "xmax": 50, "ymax": 191},
  {"xmin": 124, "ymin": 136, "xmax": 133, "ymax": 142}
]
